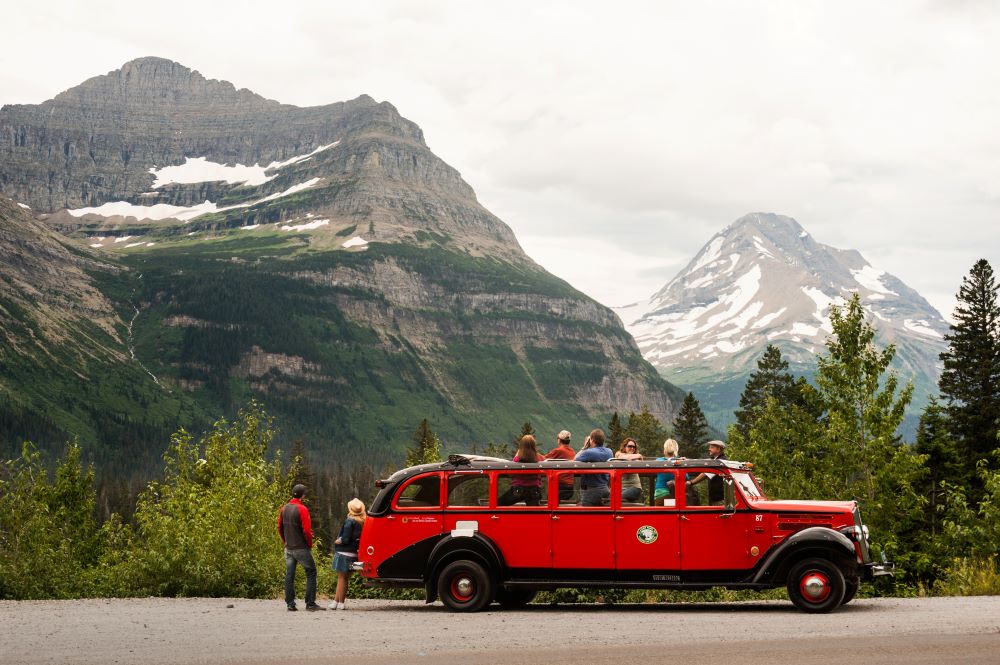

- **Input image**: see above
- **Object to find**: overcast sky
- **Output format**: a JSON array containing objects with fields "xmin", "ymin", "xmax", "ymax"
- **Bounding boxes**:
[{"xmin": 3, "ymin": 1, "xmax": 998, "ymax": 320}]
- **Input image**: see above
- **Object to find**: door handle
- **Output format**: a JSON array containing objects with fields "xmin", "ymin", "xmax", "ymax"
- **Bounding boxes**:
[
  {"xmin": 387, "ymin": 516, "xmax": 395, "ymax": 521},
  {"xmin": 615, "ymin": 516, "xmax": 624, "ymax": 521},
  {"xmin": 490, "ymin": 515, "xmax": 500, "ymax": 520},
  {"xmin": 719, "ymin": 513, "xmax": 733, "ymax": 519},
  {"xmin": 551, "ymin": 515, "xmax": 560, "ymax": 521},
  {"xmin": 680, "ymin": 515, "xmax": 690, "ymax": 521}
]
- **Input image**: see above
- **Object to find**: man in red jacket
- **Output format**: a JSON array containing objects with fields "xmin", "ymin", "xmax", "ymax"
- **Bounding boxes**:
[{"xmin": 278, "ymin": 484, "xmax": 321, "ymax": 611}]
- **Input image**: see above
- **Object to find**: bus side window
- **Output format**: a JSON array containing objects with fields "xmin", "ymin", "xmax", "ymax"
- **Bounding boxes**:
[
  {"xmin": 396, "ymin": 474, "xmax": 441, "ymax": 508},
  {"xmin": 559, "ymin": 472, "xmax": 611, "ymax": 508},
  {"xmin": 447, "ymin": 473, "xmax": 489, "ymax": 507},
  {"xmin": 497, "ymin": 472, "xmax": 547, "ymax": 507},
  {"xmin": 644, "ymin": 470, "xmax": 677, "ymax": 508}
]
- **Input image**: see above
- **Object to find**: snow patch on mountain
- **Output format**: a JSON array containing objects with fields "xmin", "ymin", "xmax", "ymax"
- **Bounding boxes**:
[
  {"xmin": 149, "ymin": 142, "xmax": 339, "ymax": 188},
  {"xmin": 68, "ymin": 178, "xmax": 323, "ymax": 222},
  {"xmin": 342, "ymin": 236, "xmax": 369, "ymax": 248},
  {"xmin": 852, "ymin": 265, "xmax": 898, "ymax": 296},
  {"xmin": 905, "ymin": 319, "xmax": 944, "ymax": 338},
  {"xmin": 281, "ymin": 218, "xmax": 329, "ymax": 231}
]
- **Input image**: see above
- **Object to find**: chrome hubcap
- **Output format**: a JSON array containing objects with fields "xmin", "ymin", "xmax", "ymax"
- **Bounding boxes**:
[
  {"xmin": 802, "ymin": 573, "xmax": 828, "ymax": 600},
  {"xmin": 455, "ymin": 577, "xmax": 473, "ymax": 597}
]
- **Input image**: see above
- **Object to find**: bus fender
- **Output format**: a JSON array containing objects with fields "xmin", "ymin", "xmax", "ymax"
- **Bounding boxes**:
[
  {"xmin": 752, "ymin": 526, "xmax": 858, "ymax": 585},
  {"xmin": 424, "ymin": 532, "xmax": 506, "ymax": 603}
]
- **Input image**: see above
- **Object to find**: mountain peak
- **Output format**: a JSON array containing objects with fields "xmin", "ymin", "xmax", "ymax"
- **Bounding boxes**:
[
  {"xmin": 617, "ymin": 212, "xmax": 948, "ymax": 434},
  {"xmin": 620, "ymin": 211, "xmax": 947, "ymax": 376},
  {"xmin": 49, "ymin": 56, "xmax": 272, "ymax": 111},
  {"xmin": 727, "ymin": 212, "xmax": 804, "ymax": 233}
]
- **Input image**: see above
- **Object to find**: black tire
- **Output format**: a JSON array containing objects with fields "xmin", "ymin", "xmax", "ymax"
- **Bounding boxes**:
[
  {"xmin": 437, "ymin": 559, "xmax": 494, "ymax": 612},
  {"xmin": 495, "ymin": 587, "xmax": 537, "ymax": 608},
  {"xmin": 841, "ymin": 577, "xmax": 859, "ymax": 605},
  {"xmin": 787, "ymin": 557, "xmax": 846, "ymax": 613}
]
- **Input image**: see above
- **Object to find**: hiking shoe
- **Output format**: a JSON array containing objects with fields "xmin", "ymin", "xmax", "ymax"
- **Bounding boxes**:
[
  {"xmin": 305, "ymin": 604, "xmax": 325, "ymax": 611},
  {"xmin": 287, "ymin": 605, "xmax": 297, "ymax": 612}
]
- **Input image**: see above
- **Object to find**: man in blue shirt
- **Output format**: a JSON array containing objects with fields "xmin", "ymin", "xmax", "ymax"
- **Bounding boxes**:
[{"xmin": 575, "ymin": 428, "xmax": 613, "ymax": 506}]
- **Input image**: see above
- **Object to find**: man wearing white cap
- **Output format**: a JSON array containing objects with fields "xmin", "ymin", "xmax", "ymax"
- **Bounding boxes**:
[{"xmin": 686, "ymin": 440, "xmax": 728, "ymax": 506}]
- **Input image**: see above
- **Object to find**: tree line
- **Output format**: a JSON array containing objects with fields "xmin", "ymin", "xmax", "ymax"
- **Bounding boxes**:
[{"xmin": 1, "ymin": 260, "xmax": 997, "ymax": 599}]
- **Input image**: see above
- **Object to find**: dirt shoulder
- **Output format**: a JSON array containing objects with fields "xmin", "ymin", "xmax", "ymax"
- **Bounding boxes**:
[{"xmin": 2, "ymin": 596, "xmax": 999, "ymax": 665}]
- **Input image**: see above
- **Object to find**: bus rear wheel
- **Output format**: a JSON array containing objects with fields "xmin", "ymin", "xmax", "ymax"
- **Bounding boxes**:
[{"xmin": 438, "ymin": 560, "xmax": 494, "ymax": 612}]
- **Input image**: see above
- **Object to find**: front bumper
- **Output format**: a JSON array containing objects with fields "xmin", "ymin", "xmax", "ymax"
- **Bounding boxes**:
[
  {"xmin": 864, "ymin": 552, "xmax": 895, "ymax": 580},
  {"xmin": 351, "ymin": 560, "xmax": 364, "ymax": 572}
]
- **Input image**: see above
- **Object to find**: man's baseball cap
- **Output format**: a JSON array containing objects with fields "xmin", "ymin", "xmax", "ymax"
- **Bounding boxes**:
[
  {"xmin": 557, "ymin": 430, "xmax": 571, "ymax": 442},
  {"xmin": 292, "ymin": 484, "xmax": 307, "ymax": 498}
]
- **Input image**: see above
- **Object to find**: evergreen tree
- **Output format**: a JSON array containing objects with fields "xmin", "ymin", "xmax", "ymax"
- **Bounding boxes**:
[
  {"xmin": 623, "ymin": 405, "xmax": 666, "ymax": 456},
  {"xmin": 405, "ymin": 419, "xmax": 442, "ymax": 467},
  {"xmin": 734, "ymin": 344, "xmax": 801, "ymax": 440},
  {"xmin": 939, "ymin": 258, "xmax": 1000, "ymax": 493},
  {"xmin": 672, "ymin": 393, "xmax": 709, "ymax": 456},
  {"xmin": 607, "ymin": 412, "xmax": 625, "ymax": 449},
  {"xmin": 483, "ymin": 441, "xmax": 512, "ymax": 459},
  {"xmin": 513, "ymin": 421, "xmax": 535, "ymax": 447},
  {"xmin": 289, "ymin": 439, "xmax": 316, "ymax": 498},
  {"xmin": 914, "ymin": 398, "xmax": 961, "ymax": 537}
]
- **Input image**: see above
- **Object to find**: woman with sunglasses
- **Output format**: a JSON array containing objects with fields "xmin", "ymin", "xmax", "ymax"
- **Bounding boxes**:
[{"xmin": 615, "ymin": 437, "xmax": 643, "ymax": 503}]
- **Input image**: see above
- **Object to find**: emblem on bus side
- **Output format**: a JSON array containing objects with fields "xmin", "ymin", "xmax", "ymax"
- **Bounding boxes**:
[{"xmin": 636, "ymin": 525, "xmax": 658, "ymax": 544}]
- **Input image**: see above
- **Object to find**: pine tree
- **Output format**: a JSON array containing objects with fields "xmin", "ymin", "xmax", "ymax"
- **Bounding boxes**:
[
  {"xmin": 623, "ymin": 405, "xmax": 666, "ymax": 456},
  {"xmin": 914, "ymin": 398, "xmax": 960, "ymax": 537},
  {"xmin": 734, "ymin": 344, "xmax": 801, "ymax": 440},
  {"xmin": 512, "ymin": 421, "xmax": 535, "ymax": 447},
  {"xmin": 483, "ymin": 441, "xmax": 512, "ymax": 458},
  {"xmin": 405, "ymin": 419, "xmax": 442, "ymax": 467},
  {"xmin": 672, "ymin": 393, "xmax": 709, "ymax": 457},
  {"xmin": 607, "ymin": 412, "xmax": 625, "ymax": 449},
  {"xmin": 938, "ymin": 259, "xmax": 1000, "ymax": 492},
  {"xmin": 289, "ymin": 439, "xmax": 316, "ymax": 498}
]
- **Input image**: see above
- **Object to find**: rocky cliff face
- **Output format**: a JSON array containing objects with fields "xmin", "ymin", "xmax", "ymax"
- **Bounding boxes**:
[
  {"xmin": 0, "ymin": 196, "xmax": 122, "ymax": 349},
  {"xmin": 0, "ymin": 57, "xmax": 515, "ymax": 252},
  {"xmin": 0, "ymin": 59, "xmax": 683, "ymax": 466}
]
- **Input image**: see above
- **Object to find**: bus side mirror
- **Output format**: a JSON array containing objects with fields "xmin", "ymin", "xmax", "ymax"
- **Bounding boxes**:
[{"xmin": 723, "ymin": 476, "xmax": 736, "ymax": 512}]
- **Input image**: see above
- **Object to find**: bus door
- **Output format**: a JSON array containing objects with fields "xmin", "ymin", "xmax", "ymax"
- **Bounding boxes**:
[
  {"xmin": 388, "ymin": 472, "xmax": 445, "ymax": 555},
  {"xmin": 679, "ymin": 471, "xmax": 755, "ymax": 575},
  {"xmin": 484, "ymin": 470, "xmax": 552, "ymax": 571},
  {"xmin": 614, "ymin": 470, "xmax": 681, "ymax": 577},
  {"xmin": 551, "ymin": 470, "xmax": 614, "ymax": 572}
]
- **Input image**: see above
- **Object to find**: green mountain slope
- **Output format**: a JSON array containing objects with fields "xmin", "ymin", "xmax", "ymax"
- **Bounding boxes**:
[{"xmin": 0, "ymin": 58, "xmax": 686, "ymax": 471}]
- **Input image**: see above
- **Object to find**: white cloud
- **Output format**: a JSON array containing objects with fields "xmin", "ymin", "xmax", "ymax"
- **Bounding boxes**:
[{"xmin": 1, "ymin": 1, "xmax": 998, "ymax": 322}]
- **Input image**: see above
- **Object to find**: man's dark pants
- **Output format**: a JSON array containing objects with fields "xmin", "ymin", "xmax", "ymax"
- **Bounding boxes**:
[{"xmin": 284, "ymin": 547, "xmax": 317, "ymax": 607}]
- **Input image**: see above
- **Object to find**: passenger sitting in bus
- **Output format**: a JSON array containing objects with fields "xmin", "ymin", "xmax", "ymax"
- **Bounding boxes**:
[
  {"xmin": 575, "ymin": 429, "xmax": 612, "ymax": 506},
  {"xmin": 615, "ymin": 437, "xmax": 643, "ymax": 503},
  {"xmin": 543, "ymin": 430, "xmax": 576, "ymax": 502},
  {"xmin": 654, "ymin": 438, "xmax": 680, "ymax": 501},
  {"xmin": 498, "ymin": 435, "xmax": 543, "ymax": 506}
]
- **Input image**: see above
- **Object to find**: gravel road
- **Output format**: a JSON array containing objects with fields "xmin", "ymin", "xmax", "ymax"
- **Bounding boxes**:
[{"xmin": 2, "ymin": 596, "xmax": 999, "ymax": 665}]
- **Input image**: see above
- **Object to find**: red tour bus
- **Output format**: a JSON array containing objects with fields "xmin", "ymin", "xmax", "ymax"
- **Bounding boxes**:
[{"xmin": 354, "ymin": 454, "xmax": 891, "ymax": 613}]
